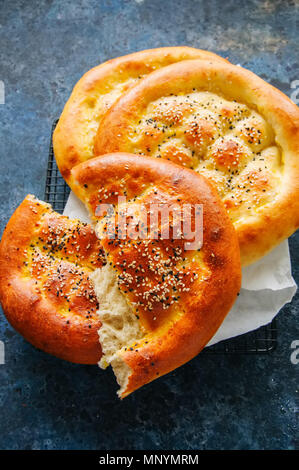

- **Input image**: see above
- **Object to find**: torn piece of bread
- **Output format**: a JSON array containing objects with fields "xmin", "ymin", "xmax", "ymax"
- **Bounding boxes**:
[
  {"xmin": 53, "ymin": 47, "xmax": 228, "ymax": 187},
  {"xmin": 0, "ymin": 195, "xmax": 105, "ymax": 364},
  {"xmin": 71, "ymin": 153, "xmax": 242, "ymax": 398}
]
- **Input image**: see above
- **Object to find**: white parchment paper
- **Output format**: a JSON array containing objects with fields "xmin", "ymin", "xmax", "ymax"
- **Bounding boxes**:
[{"xmin": 64, "ymin": 191, "xmax": 297, "ymax": 347}]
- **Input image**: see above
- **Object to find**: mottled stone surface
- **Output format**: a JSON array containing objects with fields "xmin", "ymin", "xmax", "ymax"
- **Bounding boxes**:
[{"xmin": 0, "ymin": 0, "xmax": 298, "ymax": 450}]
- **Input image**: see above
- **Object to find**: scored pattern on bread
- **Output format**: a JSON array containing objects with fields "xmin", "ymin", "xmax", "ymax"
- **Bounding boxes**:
[
  {"xmin": 108, "ymin": 91, "xmax": 280, "ymax": 224},
  {"xmin": 94, "ymin": 59, "xmax": 299, "ymax": 266}
]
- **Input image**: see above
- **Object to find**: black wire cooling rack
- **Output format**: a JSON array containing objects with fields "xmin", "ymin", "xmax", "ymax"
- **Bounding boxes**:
[{"xmin": 45, "ymin": 121, "xmax": 277, "ymax": 354}]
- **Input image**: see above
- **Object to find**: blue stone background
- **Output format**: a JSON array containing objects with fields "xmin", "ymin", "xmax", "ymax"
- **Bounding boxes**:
[{"xmin": 0, "ymin": 0, "xmax": 298, "ymax": 450}]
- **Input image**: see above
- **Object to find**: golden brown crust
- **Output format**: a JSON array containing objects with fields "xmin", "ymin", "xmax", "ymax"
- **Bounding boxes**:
[
  {"xmin": 71, "ymin": 153, "xmax": 241, "ymax": 397},
  {"xmin": 0, "ymin": 195, "xmax": 105, "ymax": 364},
  {"xmin": 53, "ymin": 47, "xmax": 228, "ymax": 185},
  {"xmin": 94, "ymin": 59, "xmax": 299, "ymax": 265}
]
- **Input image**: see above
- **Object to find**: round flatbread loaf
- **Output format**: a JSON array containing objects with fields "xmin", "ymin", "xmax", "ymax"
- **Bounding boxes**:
[
  {"xmin": 53, "ymin": 47, "xmax": 228, "ymax": 186},
  {"xmin": 71, "ymin": 153, "xmax": 241, "ymax": 398},
  {"xmin": 0, "ymin": 195, "xmax": 105, "ymax": 364},
  {"xmin": 94, "ymin": 59, "xmax": 299, "ymax": 266}
]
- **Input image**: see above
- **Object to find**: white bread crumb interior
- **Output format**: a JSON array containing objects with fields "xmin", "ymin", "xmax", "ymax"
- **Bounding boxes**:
[{"xmin": 90, "ymin": 264, "xmax": 144, "ymax": 396}]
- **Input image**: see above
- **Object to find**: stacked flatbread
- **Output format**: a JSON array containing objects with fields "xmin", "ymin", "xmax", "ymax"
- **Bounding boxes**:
[{"xmin": 1, "ymin": 47, "xmax": 298, "ymax": 397}]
